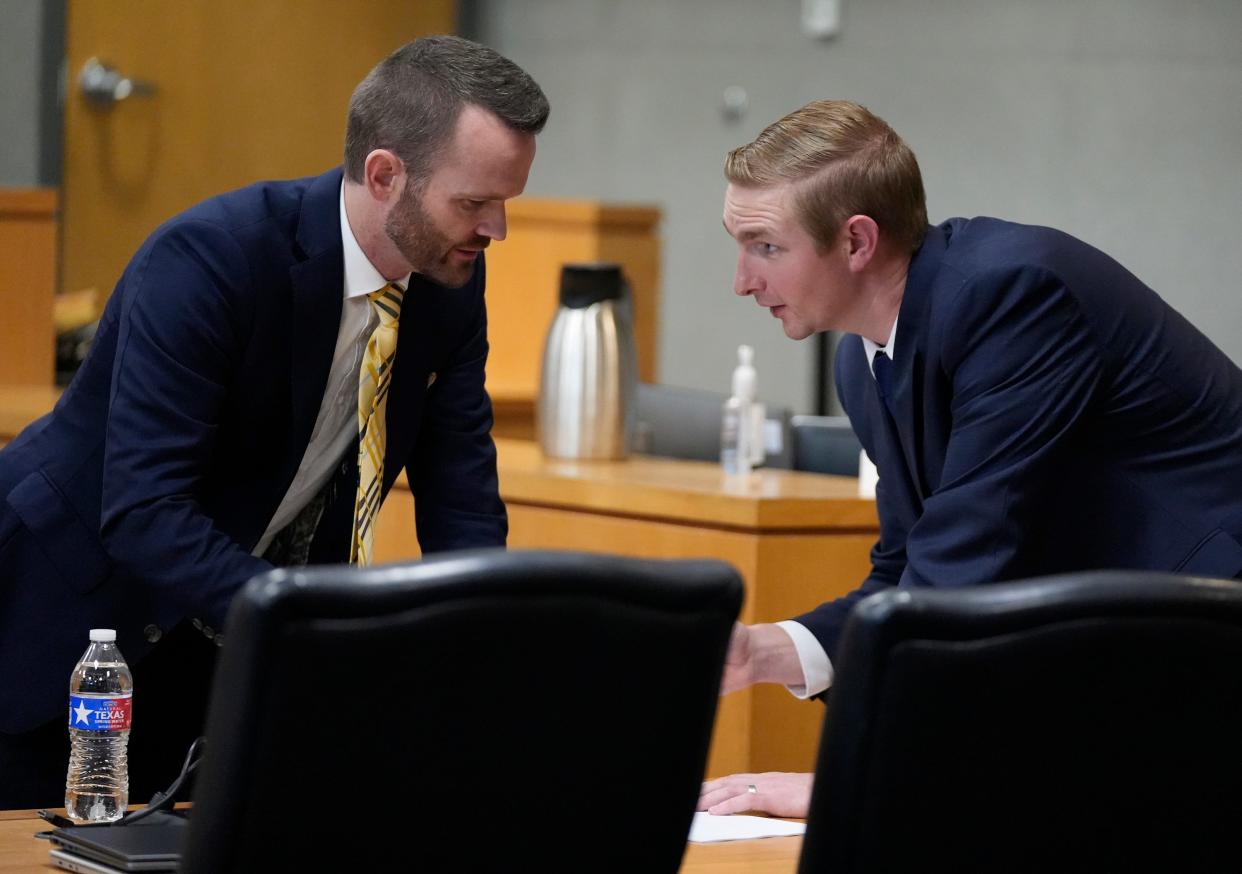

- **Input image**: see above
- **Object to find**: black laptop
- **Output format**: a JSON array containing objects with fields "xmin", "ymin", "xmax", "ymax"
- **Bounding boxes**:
[{"xmin": 47, "ymin": 814, "xmax": 185, "ymax": 873}]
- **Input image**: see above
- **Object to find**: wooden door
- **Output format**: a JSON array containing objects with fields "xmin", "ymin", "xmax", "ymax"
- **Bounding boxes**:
[{"xmin": 62, "ymin": 0, "xmax": 454, "ymax": 297}]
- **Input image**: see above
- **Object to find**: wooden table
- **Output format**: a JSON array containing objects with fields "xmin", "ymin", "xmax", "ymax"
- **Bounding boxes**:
[
  {"xmin": 0, "ymin": 809, "xmax": 802, "ymax": 872},
  {"xmin": 376, "ymin": 438, "xmax": 878, "ymax": 778},
  {"xmin": 681, "ymin": 834, "xmax": 803, "ymax": 872}
]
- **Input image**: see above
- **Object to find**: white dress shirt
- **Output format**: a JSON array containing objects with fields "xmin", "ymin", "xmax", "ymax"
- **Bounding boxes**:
[
  {"xmin": 252, "ymin": 184, "xmax": 411, "ymax": 556},
  {"xmin": 778, "ymin": 313, "xmax": 900, "ymax": 698}
]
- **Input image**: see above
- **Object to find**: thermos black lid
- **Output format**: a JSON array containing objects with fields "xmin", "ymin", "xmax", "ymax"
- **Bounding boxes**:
[{"xmin": 559, "ymin": 263, "xmax": 625, "ymax": 309}]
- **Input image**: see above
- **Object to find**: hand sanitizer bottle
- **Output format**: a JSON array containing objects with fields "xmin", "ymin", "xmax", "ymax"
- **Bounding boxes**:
[{"xmin": 721, "ymin": 345, "xmax": 756, "ymax": 475}]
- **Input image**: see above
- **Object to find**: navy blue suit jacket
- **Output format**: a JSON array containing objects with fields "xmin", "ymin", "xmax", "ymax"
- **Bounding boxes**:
[
  {"xmin": 795, "ymin": 218, "xmax": 1242, "ymax": 659},
  {"xmin": 0, "ymin": 168, "xmax": 507, "ymax": 731}
]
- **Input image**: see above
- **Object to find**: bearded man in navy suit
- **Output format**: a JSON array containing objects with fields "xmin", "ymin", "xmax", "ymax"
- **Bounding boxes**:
[
  {"xmin": 0, "ymin": 36, "xmax": 547, "ymax": 808},
  {"xmin": 700, "ymin": 99, "xmax": 1242, "ymax": 818}
]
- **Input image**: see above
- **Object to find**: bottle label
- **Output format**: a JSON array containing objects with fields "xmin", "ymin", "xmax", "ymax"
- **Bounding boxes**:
[{"xmin": 68, "ymin": 694, "xmax": 132, "ymax": 731}]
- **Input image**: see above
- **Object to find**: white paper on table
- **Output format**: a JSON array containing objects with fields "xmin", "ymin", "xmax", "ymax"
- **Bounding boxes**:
[{"xmin": 687, "ymin": 811, "xmax": 807, "ymax": 843}]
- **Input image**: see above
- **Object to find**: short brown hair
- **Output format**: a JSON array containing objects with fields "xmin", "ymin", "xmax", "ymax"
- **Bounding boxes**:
[
  {"xmin": 725, "ymin": 100, "xmax": 927, "ymax": 253},
  {"xmin": 344, "ymin": 35, "xmax": 549, "ymax": 185}
]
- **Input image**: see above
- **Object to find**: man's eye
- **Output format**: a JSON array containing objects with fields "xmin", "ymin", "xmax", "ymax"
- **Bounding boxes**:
[
  {"xmin": 463, "ymin": 199, "xmax": 487, "ymax": 210},
  {"xmin": 752, "ymin": 242, "xmax": 779, "ymax": 256}
]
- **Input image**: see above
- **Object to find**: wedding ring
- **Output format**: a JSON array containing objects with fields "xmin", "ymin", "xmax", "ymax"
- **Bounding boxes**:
[{"xmin": 746, "ymin": 783, "xmax": 758, "ymax": 795}]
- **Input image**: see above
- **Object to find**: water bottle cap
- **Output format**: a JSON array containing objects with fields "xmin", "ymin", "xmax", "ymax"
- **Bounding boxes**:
[
  {"xmin": 558, "ymin": 263, "xmax": 625, "ymax": 309},
  {"xmin": 89, "ymin": 628, "xmax": 117, "ymax": 642}
]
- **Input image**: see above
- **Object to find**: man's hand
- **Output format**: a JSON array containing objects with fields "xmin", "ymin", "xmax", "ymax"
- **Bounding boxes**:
[
  {"xmin": 719, "ymin": 622, "xmax": 806, "ymax": 694},
  {"xmin": 697, "ymin": 772, "xmax": 814, "ymax": 818},
  {"xmin": 720, "ymin": 622, "xmax": 755, "ymax": 694}
]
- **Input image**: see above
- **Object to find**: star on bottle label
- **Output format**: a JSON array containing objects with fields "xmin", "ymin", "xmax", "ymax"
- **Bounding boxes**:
[{"xmin": 73, "ymin": 700, "xmax": 92, "ymax": 726}]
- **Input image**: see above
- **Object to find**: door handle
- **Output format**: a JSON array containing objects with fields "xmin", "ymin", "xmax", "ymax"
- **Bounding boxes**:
[{"xmin": 79, "ymin": 57, "xmax": 157, "ymax": 106}]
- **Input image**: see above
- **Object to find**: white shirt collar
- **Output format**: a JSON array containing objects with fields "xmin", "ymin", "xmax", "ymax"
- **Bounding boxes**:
[
  {"xmin": 339, "ymin": 182, "xmax": 410, "ymax": 297},
  {"xmin": 861, "ymin": 313, "xmax": 900, "ymax": 377}
]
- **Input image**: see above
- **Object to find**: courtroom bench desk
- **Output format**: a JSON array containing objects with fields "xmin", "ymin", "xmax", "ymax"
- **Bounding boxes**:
[{"xmin": 375, "ymin": 438, "xmax": 879, "ymax": 778}]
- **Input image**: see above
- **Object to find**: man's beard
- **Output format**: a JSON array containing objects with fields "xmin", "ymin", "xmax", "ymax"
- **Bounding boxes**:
[{"xmin": 384, "ymin": 183, "xmax": 487, "ymax": 288}]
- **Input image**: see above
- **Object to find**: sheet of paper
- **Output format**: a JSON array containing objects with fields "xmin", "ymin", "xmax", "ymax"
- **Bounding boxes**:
[{"xmin": 686, "ymin": 811, "xmax": 806, "ymax": 843}]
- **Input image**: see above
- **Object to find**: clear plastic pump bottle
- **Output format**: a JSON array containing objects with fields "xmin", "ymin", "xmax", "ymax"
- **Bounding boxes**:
[{"xmin": 721, "ymin": 345, "xmax": 757, "ymax": 475}]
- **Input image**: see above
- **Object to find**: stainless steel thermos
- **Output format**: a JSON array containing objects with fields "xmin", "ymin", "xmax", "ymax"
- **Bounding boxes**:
[{"xmin": 537, "ymin": 263, "xmax": 638, "ymax": 459}]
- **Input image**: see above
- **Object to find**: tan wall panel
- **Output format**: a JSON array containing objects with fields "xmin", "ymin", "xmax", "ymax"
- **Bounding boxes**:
[{"xmin": 0, "ymin": 190, "xmax": 58, "ymax": 385}]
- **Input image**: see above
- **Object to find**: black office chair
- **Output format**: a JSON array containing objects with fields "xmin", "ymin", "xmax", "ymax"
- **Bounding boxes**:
[
  {"xmin": 181, "ymin": 549, "xmax": 742, "ymax": 873},
  {"xmin": 789, "ymin": 415, "xmax": 861, "ymax": 476},
  {"xmin": 634, "ymin": 381, "xmax": 793, "ymax": 468},
  {"xmin": 798, "ymin": 571, "xmax": 1242, "ymax": 874}
]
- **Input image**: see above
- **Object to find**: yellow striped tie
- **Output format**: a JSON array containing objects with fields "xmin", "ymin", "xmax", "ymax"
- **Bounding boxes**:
[{"xmin": 350, "ymin": 282, "xmax": 405, "ymax": 565}]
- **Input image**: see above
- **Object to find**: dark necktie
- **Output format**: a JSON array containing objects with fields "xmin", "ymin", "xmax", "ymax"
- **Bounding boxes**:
[{"xmin": 873, "ymin": 350, "xmax": 895, "ymax": 416}]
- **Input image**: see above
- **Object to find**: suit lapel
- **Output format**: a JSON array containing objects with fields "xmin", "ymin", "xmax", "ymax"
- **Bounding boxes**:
[
  {"xmin": 888, "ymin": 337, "xmax": 925, "ymax": 496},
  {"xmin": 886, "ymin": 224, "xmax": 949, "ymax": 500},
  {"xmin": 287, "ymin": 169, "xmax": 346, "ymax": 473},
  {"xmin": 864, "ymin": 373, "xmax": 924, "ymax": 529}
]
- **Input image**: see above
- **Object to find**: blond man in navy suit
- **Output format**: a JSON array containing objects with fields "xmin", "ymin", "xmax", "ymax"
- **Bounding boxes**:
[{"xmin": 702, "ymin": 99, "xmax": 1242, "ymax": 817}]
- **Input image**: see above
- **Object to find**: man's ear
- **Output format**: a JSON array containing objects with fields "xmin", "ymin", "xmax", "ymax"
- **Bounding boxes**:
[
  {"xmin": 362, "ymin": 149, "xmax": 405, "ymax": 203},
  {"xmin": 842, "ymin": 215, "xmax": 880, "ymax": 272}
]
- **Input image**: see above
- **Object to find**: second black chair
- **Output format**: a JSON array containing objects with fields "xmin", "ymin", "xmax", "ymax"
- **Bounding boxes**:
[
  {"xmin": 799, "ymin": 571, "xmax": 1242, "ymax": 874},
  {"xmin": 789, "ymin": 415, "xmax": 861, "ymax": 476},
  {"xmin": 182, "ymin": 549, "xmax": 743, "ymax": 873}
]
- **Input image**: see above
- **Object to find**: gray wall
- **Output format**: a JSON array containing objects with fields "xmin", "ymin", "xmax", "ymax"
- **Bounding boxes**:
[
  {"xmin": 470, "ymin": 0, "xmax": 1242, "ymax": 413},
  {"xmin": 0, "ymin": 0, "xmax": 46, "ymax": 186}
]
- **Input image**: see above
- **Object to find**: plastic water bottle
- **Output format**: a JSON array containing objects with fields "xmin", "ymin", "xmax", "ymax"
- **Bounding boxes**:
[{"xmin": 65, "ymin": 629, "xmax": 133, "ymax": 823}]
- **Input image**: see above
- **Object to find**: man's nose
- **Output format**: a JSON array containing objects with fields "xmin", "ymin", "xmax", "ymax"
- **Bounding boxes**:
[
  {"xmin": 734, "ymin": 255, "xmax": 758, "ymax": 297},
  {"xmin": 478, "ymin": 204, "xmax": 508, "ymax": 241}
]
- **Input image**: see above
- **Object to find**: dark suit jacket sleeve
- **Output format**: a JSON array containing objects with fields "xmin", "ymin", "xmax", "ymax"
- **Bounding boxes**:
[
  {"xmin": 410, "ymin": 259, "xmax": 508, "ymax": 551},
  {"xmin": 100, "ymin": 220, "xmax": 272, "ymax": 626},
  {"xmin": 796, "ymin": 266, "xmax": 1101, "ymax": 659},
  {"xmin": 790, "ymin": 359, "xmax": 907, "ymax": 661}
]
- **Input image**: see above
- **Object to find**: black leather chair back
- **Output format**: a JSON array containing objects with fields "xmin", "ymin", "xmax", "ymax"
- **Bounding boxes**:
[
  {"xmin": 799, "ymin": 571, "xmax": 1242, "ymax": 874},
  {"xmin": 790, "ymin": 415, "xmax": 861, "ymax": 476},
  {"xmin": 182, "ymin": 549, "xmax": 742, "ymax": 873}
]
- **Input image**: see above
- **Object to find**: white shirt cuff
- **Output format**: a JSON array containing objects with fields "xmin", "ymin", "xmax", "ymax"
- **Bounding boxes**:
[{"xmin": 776, "ymin": 620, "xmax": 834, "ymax": 699}]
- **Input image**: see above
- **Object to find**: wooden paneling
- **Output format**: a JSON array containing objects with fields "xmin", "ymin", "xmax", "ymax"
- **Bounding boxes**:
[
  {"xmin": 62, "ymin": 0, "xmax": 455, "ymax": 298},
  {"xmin": 747, "ymin": 533, "xmax": 876, "ymax": 773},
  {"xmin": 0, "ymin": 385, "xmax": 61, "ymax": 445},
  {"xmin": 0, "ymin": 189, "xmax": 58, "ymax": 386}
]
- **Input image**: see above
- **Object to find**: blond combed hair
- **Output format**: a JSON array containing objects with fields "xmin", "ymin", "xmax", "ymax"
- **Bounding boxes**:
[{"xmin": 724, "ymin": 100, "xmax": 928, "ymax": 253}]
